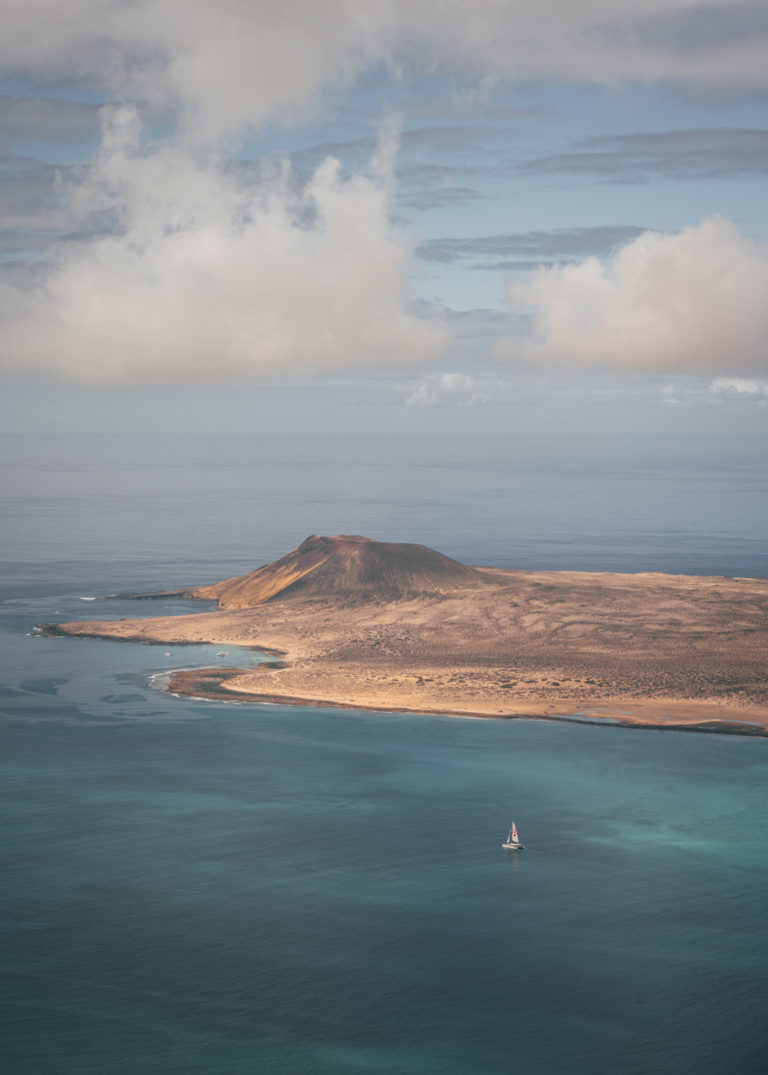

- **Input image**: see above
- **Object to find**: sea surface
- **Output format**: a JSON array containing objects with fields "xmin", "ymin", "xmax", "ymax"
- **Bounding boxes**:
[{"xmin": 2, "ymin": 433, "xmax": 767, "ymax": 1074}]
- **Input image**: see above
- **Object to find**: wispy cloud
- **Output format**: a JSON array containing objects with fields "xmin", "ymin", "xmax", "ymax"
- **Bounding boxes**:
[
  {"xmin": 399, "ymin": 185, "xmax": 485, "ymax": 211},
  {"xmin": 283, "ymin": 129, "xmax": 493, "ymax": 211},
  {"xmin": 619, "ymin": 1, "xmax": 768, "ymax": 55},
  {"xmin": 520, "ymin": 129, "xmax": 768, "ymax": 183},
  {"xmin": 0, "ymin": 152, "xmax": 82, "ymax": 252},
  {"xmin": 418, "ymin": 226, "xmax": 649, "ymax": 270},
  {"xmin": 501, "ymin": 217, "xmax": 768, "ymax": 375},
  {"xmin": 4, "ymin": 2, "xmax": 768, "ymax": 141},
  {"xmin": 0, "ymin": 96, "xmax": 100, "ymax": 149}
]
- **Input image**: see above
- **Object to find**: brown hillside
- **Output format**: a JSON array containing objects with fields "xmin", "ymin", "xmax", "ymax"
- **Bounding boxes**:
[{"xmin": 191, "ymin": 534, "xmax": 483, "ymax": 609}]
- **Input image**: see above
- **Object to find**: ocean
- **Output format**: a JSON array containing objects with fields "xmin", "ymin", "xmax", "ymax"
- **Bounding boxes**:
[{"xmin": 2, "ymin": 432, "xmax": 767, "ymax": 1074}]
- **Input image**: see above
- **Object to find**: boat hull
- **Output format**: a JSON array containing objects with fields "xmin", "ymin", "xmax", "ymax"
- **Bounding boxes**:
[{"xmin": 502, "ymin": 842, "xmax": 525, "ymax": 850}]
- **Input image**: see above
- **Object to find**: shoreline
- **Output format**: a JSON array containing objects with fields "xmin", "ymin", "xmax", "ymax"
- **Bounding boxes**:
[
  {"xmin": 36, "ymin": 623, "xmax": 288, "ymax": 657},
  {"xmin": 36, "ymin": 556, "xmax": 768, "ymax": 740},
  {"xmin": 161, "ymin": 665, "xmax": 768, "ymax": 738}
]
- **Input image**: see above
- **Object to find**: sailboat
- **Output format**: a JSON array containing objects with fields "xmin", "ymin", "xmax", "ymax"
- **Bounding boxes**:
[{"xmin": 502, "ymin": 820, "xmax": 525, "ymax": 851}]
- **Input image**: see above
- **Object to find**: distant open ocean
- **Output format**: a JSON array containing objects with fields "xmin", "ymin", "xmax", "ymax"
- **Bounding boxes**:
[{"xmin": 2, "ymin": 433, "xmax": 767, "ymax": 1074}]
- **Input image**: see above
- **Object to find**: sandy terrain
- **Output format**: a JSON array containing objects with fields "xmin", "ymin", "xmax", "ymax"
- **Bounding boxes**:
[{"xmin": 37, "ymin": 535, "xmax": 768, "ymax": 736}]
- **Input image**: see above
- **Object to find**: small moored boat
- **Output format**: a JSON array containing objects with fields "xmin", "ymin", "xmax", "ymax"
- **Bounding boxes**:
[{"xmin": 502, "ymin": 820, "xmax": 525, "ymax": 851}]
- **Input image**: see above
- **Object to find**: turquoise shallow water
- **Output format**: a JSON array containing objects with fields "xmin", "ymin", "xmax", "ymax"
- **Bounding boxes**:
[
  {"xmin": 2, "ymin": 591, "xmax": 767, "ymax": 1074},
  {"xmin": 2, "ymin": 433, "xmax": 768, "ymax": 1073}
]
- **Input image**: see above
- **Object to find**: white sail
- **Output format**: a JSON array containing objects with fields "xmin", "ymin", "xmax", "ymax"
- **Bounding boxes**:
[{"xmin": 502, "ymin": 820, "xmax": 524, "ymax": 849}]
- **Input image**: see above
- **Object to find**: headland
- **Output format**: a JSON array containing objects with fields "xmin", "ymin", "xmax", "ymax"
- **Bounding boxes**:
[{"xmin": 37, "ymin": 534, "xmax": 768, "ymax": 735}]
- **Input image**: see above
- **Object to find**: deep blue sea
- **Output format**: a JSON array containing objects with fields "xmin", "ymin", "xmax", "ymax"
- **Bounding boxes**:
[{"xmin": 2, "ymin": 433, "xmax": 767, "ymax": 1074}]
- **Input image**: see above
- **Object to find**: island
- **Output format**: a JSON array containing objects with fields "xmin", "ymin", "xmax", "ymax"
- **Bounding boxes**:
[{"xmin": 38, "ymin": 534, "xmax": 768, "ymax": 735}]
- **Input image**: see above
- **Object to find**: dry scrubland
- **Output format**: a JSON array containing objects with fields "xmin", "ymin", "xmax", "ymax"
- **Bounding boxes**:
[{"xmin": 40, "ymin": 535, "xmax": 768, "ymax": 735}]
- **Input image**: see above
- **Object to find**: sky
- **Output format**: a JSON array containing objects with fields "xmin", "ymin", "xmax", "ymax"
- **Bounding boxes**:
[{"xmin": 1, "ymin": 0, "xmax": 768, "ymax": 435}]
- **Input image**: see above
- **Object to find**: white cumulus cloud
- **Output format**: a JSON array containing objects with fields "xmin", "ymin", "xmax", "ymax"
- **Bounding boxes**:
[
  {"xmin": 501, "ymin": 218, "xmax": 768, "ymax": 376},
  {"xmin": 0, "ymin": 109, "xmax": 444, "ymax": 382},
  {"xmin": 406, "ymin": 372, "xmax": 490, "ymax": 406},
  {"xmin": 709, "ymin": 377, "xmax": 768, "ymax": 404},
  {"xmin": 4, "ymin": 4, "xmax": 768, "ymax": 385},
  {"xmin": 661, "ymin": 376, "xmax": 768, "ymax": 407}
]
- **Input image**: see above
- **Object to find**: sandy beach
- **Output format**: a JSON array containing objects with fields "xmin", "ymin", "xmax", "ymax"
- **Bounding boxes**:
[{"xmin": 38, "ymin": 536, "xmax": 768, "ymax": 737}]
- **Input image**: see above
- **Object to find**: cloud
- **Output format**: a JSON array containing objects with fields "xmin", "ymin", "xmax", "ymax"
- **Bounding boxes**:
[
  {"xmin": 0, "ymin": 152, "xmax": 88, "ymax": 256},
  {"xmin": 405, "ymin": 371, "xmax": 491, "ymax": 407},
  {"xmin": 418, "ymin": 226, "xmax": 649, "ymax": 269},
  {"xmin": 661, "ymin": 376, "xmax": 768, "ymax": 406},
  {"xmin": 5, "ymin": 5, "xmax": 768, "ymax": 386},
  {"xmin": 399, "ymin": 185, "xmax": 484, "ymax": 211},
  {"xmin": 4, "ymin": 2, "xmax": 768, "ymax": 142},
  {"xmin": 501, "ymin": 218, "xmax": 768, "ymax": 375},
  {"xmin": 0, "ymin": 108, "xmax": 444, "ymax": 382},
  {"xmin": 0, "ymin": 96, "xmax": 100, "ymax": 149},
  {"xmin": 520, "ymin": 129, "xmax": 768, "ymax": 183},
  {"xmin": 622, "ymin": 0, "xmax": 768, "ymax": 54},
  {"xmin": 709, "ymin": 376, "xmax": 768, "ymax": 403},
  {"xmin": 272, "ymin": 128, "xmax": 492, "ymax": 211}
]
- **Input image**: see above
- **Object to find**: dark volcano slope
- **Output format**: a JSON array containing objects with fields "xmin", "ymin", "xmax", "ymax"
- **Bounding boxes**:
[{"xmin": 191, "ymin": 534, "xmax": 484, "ymax": 609}]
